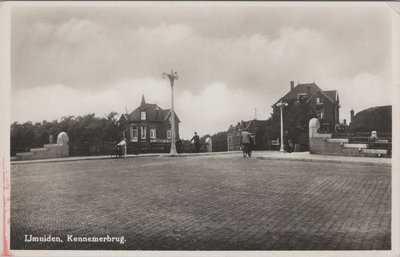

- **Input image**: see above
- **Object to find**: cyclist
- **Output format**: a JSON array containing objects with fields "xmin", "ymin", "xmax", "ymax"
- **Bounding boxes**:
[
  {"xmin": 116, "ymin": 137, "xmax": 127, "ymax": 159},
  {"xmin": 240, "ymin": 129, "xmax": 253, "ymax": 157}
]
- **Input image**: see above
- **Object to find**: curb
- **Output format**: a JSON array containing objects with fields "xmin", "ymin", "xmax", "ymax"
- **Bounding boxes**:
[
  {"xmin": 256, "ymin": 156, "xmax": 391, "ymax": 167},
  {"xmin": 10, "ymin": 151, "xmax": 242, "ymax": 165}
]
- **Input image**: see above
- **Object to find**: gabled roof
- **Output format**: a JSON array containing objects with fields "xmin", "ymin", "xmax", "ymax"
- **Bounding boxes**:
[
  {"xmin": 119, "ymin": 114, "xmax": 128, "ymax": 121},
  {"xmin": 163, "ymin": 110, "xmax": 181, "ymax": 123},
  {"xmin": 306, "ymin": 89, "xmax": 335, "ymax": 104},
  {"xmin": 324, "ymin": 90, "xmax": 338, "ymax": 102},
  {"xmin": 120, "ymin": 95, "xmax": 180, "ymax": 123},
  {"xmin": 273, "ymin": 83, "xmax": 319, "ymax": 106},
  {"xmin": 273, "ymin": 82, "xmax": 339, "ymax": 107}
]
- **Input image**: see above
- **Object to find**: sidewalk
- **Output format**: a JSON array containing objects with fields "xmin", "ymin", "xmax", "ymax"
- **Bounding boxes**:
[
  {"xmin": 10, "ymin": 150, "xmax": 391, "ymax": 166},
  {"xmin": 253, "ymin": 151, "xmax": 391, "ymax": 167}
]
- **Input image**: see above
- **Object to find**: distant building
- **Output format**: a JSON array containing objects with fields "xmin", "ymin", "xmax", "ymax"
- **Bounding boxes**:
[
  {"xmin": 227, "ymin": 119, "xmax": 271, "ymax": 151},
  {"xmin": 118, "ymin": 95, "xmax": 180, "ymax": 153},
  {"xmin": 273, "ymin": 81, "xmax": 340, "ymax": 133}
]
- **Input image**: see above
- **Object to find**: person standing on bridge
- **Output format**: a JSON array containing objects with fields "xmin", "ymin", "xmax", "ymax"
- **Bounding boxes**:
[
  {"xmin": 190, "ymin": 132, "xmax": 200, "ymax": 153},
  {"xmin": 117, "ymin": 137, "xmax": 127, "ymax": 159},
  {"xmin": 283, "ymin": 130, "xmax": 293, "ymax": 153}
]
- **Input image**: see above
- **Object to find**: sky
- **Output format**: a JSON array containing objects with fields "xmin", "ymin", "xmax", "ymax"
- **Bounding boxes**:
[{"xmin": 10, "ymin": 2, "xmax": 394, "ymax": 139}]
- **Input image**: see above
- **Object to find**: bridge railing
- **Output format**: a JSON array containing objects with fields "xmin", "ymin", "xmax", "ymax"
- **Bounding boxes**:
[{"xmin": 331, "ymin": 131, "xmax": 392, "ymax": 154}]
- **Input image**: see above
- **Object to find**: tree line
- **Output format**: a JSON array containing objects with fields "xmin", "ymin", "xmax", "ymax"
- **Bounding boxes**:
[
  {"xmin": 10, "ymin": 112, "xmax": 231, "ymax": 155},
  {"xmin": 11, "ymin": 112, "xmax": 121, "ymax": 155}
]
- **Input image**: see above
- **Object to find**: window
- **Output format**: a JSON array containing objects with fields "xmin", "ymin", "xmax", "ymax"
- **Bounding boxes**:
[
  {"xmin": 316, "ymin": 109, "xmax": 324, "ymax": 119},
  {"xmin": 167, "ymin": 129, "xmax": 171, "ymax": 139},
  {"xmin": 141, "ymin": 125, "xmax": 146, "ymax": 139},
  {"xmin": 150, "ymin": 128, "xmax": 156, "ymax": 139},
  {"xmin": 316, "ymin": 97, "xmax": 324, "ymax": 105},
  {"xmin": 130, "ymin": 125, "xmax": 138, "ymax": 142},
  {"xmin": 141, "ymin": 111, "xmax": 146, "ymax": 120},
  {"xmin": 297, "ymin": 93, "xmax": 308, "ymax": 102}
]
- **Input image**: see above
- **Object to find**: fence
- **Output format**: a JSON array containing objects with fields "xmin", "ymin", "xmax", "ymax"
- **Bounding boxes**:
[
  {"xmin": 13, "ymin": 139, "xmax": 211, "ymax": 157},
  {"xmin": 10, "ymin": 147, "xmax": 31, "ymax": 157},
  {"xmin": 69, "ymin": 140, "xmax": 205, "ymax": 156}
]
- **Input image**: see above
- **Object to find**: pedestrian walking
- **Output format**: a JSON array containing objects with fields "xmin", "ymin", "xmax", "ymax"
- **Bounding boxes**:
[
  {"xmin": 283, "ymin": 130, "xmax": 293, "ymax": 153},
  {"xmin": 190, "ymin": 132, "xmax": 200, "ymax": 153},
  {"xmin": 176, "ymin": 137, "xmax": 183, "ymax": 154}
]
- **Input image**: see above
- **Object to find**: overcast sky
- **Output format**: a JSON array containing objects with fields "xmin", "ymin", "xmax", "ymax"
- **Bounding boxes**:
[{"xmin": 11, "ymin": 2, "xmax": 393, "ymax": 139}]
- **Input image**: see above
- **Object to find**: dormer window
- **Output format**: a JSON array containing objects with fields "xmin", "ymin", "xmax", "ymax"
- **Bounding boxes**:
[
  {"xmin": 297, "ymin": 93, "xmax": 308, "ymax": 102},
  {"xmin": 316, "ymin": 97, "xmax": 324, "ymax": 105},
  {"xmin": 141, "ymin": 111, "xmax": 146, "ymax": 120}
]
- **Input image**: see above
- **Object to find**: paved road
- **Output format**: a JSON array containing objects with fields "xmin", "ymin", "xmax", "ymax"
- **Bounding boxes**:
[{"xmin": 10, "ymin": 154, "xmax": 391, "ymax": 250}]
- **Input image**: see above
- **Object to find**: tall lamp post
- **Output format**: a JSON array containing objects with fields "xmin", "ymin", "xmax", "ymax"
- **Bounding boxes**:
[
  {"xmin": 163, "ymin": 69, "xmax": 179, "ymax": 156},
  {"xmin": 276, "ymin": 99, "xmax": 288, "ymax": 152}
]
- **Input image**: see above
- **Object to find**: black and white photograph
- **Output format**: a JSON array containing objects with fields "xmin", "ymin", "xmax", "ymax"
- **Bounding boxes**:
[{"xmin": 0, "ymin": 1, "xmax": 399, "ymax": 256}]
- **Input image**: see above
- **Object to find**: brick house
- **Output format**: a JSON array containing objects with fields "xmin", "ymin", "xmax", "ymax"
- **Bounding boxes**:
[
  {"xmin": 273, "ymin": 81, "xmax": 340, "ymax": 133},
  {"xmin": 118, "ymin": 95, "xmax": 180, "ymax": 153},
  {"xmin": 227, "ymin": 119, "xmax": 271, "ymax": 151}
]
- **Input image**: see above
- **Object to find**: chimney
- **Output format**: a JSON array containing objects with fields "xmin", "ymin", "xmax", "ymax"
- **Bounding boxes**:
[
  {"xmin": 290, "ymin": 81, "xmax": 294, "ymax": 91},
  {"xmin": 350, "ymin": 109, "xmax": 355, "ymax": 123}
]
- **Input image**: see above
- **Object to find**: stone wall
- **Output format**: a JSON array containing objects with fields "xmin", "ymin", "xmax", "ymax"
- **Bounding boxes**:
[
  {"xmin": 308, "ymin": 118, "xmax": 389, "ymax": 157},
  {"xmin": 16, "ymin": 132, "xmax": 69, "ymax": 161}
]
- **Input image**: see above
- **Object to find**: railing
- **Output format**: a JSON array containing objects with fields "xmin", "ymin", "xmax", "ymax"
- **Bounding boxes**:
[
  {"xmin": 69, "ymin": 139, "xmax": 117, "ymax": 156},
  {"xmin": 331, "ymin": 131, "xmax": 392, "ymax": 155},
  {"xmin": 332, "ymin": 132, "xmax": 391, "ymax": 140},
  {"xmin": 69, "ymin": 139, "xmax": 212, "ymax": 156},
  {"xmin": 93, "ymin": 139, "xmax": 116, "ymax": 151},
  {"xmin": 10, "ymin": 147, "xmax": 31, "ymax": 157}
]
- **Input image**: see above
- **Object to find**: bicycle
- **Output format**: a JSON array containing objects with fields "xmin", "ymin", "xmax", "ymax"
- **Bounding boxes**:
[{"xmin": 241, "ymin": 144, "xmax": 252, "ymax": 158}]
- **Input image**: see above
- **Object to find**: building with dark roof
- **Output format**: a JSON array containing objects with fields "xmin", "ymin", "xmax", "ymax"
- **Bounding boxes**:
[
  {"xmin": 273, "ymin": 81, "xmax": 340, "ymax": 133},
  {"xmin": 118, "ymin": 95, "xmax": 180, "ymax": 153},
  {"xmin": 227, "ymin": 119, "xmax": 271, "ymax": 151}
]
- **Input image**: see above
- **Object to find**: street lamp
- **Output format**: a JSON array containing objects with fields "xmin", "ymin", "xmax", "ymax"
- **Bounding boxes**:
[
  {"xmin": 276, "ymin": 99, "xmax": 288, "ymax": 152},
  {"xmin": 162, "ymin": 69, "xmax": 179, "ymax": 156}
]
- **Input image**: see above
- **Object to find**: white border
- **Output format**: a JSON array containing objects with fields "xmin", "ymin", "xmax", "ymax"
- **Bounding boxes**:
[{"xmin": 1, "ymin": 1, "xmax": 399, "ymax": 257}]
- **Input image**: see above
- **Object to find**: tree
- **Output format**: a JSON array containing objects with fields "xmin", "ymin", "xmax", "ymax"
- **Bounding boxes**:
[
  {"xmin": 211, "ymin": 131, "xmax": 228, "ymax": 152},
  {"xmin": 350, "ymin": 106, "xmax": 391, "ymax": 133},
  {"xmin": 270, "ymin": 99, "xmax": 314, "ymax": 148},
  {"xmin": 10, "ymin": 112, "xmax": 122, "ymax": 156},
  {"xmin": 199, "ymin": 131, "xmax": 227, "ymax": 152}
]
